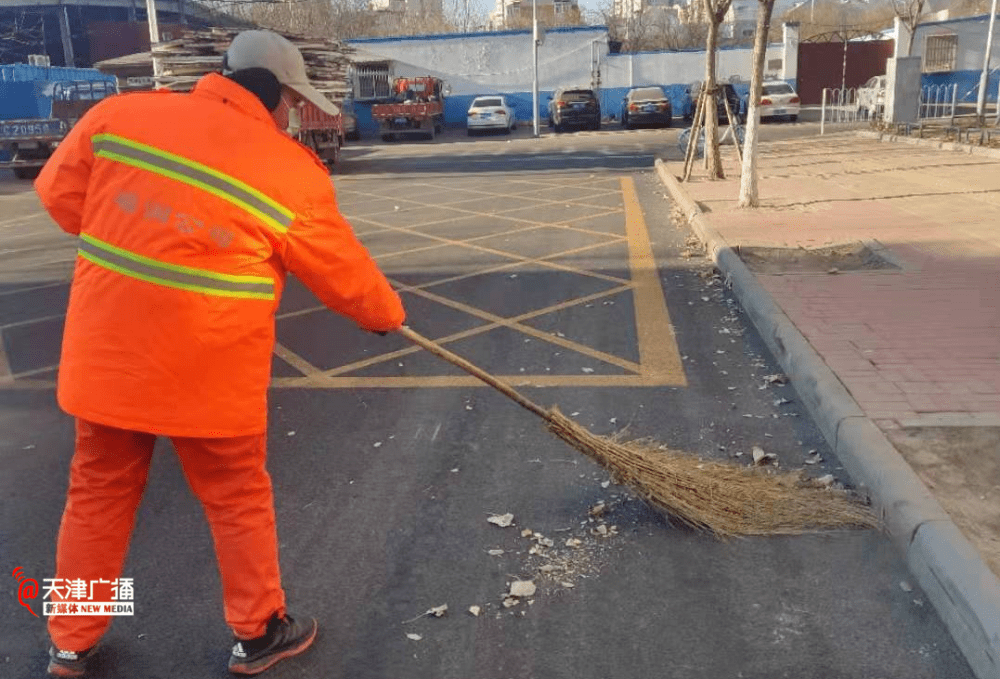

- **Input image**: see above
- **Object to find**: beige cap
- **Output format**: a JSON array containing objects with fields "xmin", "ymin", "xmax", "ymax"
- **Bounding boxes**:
[{"xmin": 224, "ymin": 30, "xmax": 340, "ymax": 116}]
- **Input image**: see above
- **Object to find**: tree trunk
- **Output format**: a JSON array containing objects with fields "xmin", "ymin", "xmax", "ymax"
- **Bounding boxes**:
[
  {"xmin": 738, "ymin": 0, "xmax": 776, "ymax": 208},
  {"xmin": 703, "ymin": 18, "xmax": 723, "ymax": 179}
]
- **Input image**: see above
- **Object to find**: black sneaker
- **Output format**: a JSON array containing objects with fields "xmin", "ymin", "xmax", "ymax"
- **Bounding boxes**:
[
  {"xmin": 47, "ymin": 645, "xmax": 96, "ymax": 678},
  {"xmin": 228, "ymin": 613, "xmax": 318, "ymax": 675}
]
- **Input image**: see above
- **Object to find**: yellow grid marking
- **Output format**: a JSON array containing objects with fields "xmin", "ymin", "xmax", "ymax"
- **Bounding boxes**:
[
  {"xmin": 274, "ymin": 175, "xmax": 686, "ymax": 389},
  {"xmin": 5, "ymin": 175, "xmax": 686, "ymax": 390}
]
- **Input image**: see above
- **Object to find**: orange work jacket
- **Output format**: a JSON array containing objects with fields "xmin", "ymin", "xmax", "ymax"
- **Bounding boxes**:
[{"xmin": 35, "ymin": 74, "xmax": 405, "ymax": 437}]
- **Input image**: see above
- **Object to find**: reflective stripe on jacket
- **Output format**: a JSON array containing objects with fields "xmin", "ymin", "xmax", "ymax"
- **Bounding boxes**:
[{"xmin": 35, "ymin": 74, "xmax": 405, "ymax": 437}]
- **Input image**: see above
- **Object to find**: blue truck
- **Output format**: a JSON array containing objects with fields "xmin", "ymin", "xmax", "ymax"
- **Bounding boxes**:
[{"xmin": 1, "ymin": 65, "xmax": 118, "ymax": 180}]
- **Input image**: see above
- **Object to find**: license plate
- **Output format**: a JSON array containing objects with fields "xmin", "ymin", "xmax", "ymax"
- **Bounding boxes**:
[
  {"xmin": 573, "ymin": 103, "xmax": 586, "ymax": 110},
  {"xmin": 0, "ymin": 119, "xmax": 64, "ymax": 139},
  {"xmin": 394, "ymin": 117, "xmax": 408, "ymax": 125},
  {"xmin": 773, "ymin": 109, "xmax": 786, "ymax": 115},
  {"xmin": 480, "ymin": 113, "xmax": 492, "ymax": 118},
  {"xmin": 643, "ymin": 105, "xmax": 656, "ymax": 112}
]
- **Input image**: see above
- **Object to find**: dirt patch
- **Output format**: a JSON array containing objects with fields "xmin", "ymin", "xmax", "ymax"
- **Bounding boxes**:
[
  {"xmin": 736, "ymin": 241, "xmax": 901, "ymax": 275},
  {"xmin": 885, "ymin": 426, "xmax": 1000, "ymax": 579}
]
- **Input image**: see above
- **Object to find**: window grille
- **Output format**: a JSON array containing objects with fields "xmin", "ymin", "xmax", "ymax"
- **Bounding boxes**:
[{"xmin": 923, "ymin": 33, "xmax": 957, "ymax": 73}]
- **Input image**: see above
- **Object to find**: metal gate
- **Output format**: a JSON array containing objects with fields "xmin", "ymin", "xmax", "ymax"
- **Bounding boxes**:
[{"xmin": 796, "ymin": 39, "xmax": 895, "ymax": 105}]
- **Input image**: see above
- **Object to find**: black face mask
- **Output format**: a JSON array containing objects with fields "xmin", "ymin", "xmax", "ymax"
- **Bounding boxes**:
[{"xmin": 224, "ymin": 66, "xmax": 282, "ymax": 112}]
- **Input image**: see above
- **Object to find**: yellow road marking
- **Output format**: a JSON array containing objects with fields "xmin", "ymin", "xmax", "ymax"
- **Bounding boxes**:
[
  {"xmin": 620, "ymin": 176, "xmax": 686, "ymax": 384},
  {"xmin": 315, "ymin": 284, "xmax": 634, "ymax": 380},
  {"xmin": 3, "ymin": 174, "xmax": 687, "ymax": 391},
  {"xmin": 273, "ymin": 374, "xmax": 670, "ymax": 389},
  {"xmin": 273, "ymin": 342, "xmax": 321, "ymax": 376}
]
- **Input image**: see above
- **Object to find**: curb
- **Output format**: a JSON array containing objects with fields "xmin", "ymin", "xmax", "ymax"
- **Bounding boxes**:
[
  {"xmin": 655, "ymin": 159, "xmax": 1000, "ymax": 679},
  {"xmin": 855, "ymin": 129, "xmax": 1000, "ymax": 159}
]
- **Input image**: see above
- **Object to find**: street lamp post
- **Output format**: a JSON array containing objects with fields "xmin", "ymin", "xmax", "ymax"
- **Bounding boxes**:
[
  {"xmin": 532, "ymin": 0, "xmax": 540, "ymax": 137},
  {"xmin": 977, "ymin": 0, "xmax": 999, "ymax": 121}
]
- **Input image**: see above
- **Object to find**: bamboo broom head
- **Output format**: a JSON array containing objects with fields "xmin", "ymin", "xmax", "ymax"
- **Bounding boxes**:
[{"xmin": 544, "ymin": 406, "xmax": 878, "ymax": 538}]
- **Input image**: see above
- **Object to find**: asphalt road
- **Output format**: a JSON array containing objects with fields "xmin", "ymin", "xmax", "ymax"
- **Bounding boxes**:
[{"xmin": 0, "ymin": 122, "xmax": 973, "ymax": 679}]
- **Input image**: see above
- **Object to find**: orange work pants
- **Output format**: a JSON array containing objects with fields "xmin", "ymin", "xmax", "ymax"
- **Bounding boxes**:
[{"xmin": 49, "ymin": 419, "xmax": 286, "ymax": 652}]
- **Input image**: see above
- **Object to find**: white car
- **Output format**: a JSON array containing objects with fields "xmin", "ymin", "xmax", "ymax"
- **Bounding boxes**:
[
  {"xmin": 757, "ymin": 81, "xmax": 801, "ymax": 122},
  {"xmin": 857, "ymin": 75, "xmax": 886, "ymax": 118},
  {"xmin": 467, "ymin": 95, "xmax": 517, "ymax": 135}
]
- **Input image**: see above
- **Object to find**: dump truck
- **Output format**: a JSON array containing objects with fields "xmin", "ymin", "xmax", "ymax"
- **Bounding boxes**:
[
  {"xmin": 292, "ymin": 100, "xmax": 345, "ymax": 169},
  {"xmin": 1, "ymin": 79, "xmax": 118, "ymax": 180},
  {"xmin": 371, "ymin": 76, "xmax": 447, "ymax": 141}
]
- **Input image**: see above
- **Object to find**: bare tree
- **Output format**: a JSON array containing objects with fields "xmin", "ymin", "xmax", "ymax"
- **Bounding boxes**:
[
  {"xmin": 778, "ymin": 0, "xmax": 894, "ymax": 42},
  {"xmin": 737, "ymin": 0, "xmax": 776, "ymax": 207},
  {"xmin": 892, "ymin": 0, "xmax": 926, "ymax": 55},
  {"xmin": 700, "ymin": 0, "xmax": 733, "ymax": 180}
]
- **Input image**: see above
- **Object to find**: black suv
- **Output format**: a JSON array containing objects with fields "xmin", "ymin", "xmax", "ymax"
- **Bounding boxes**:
[{"xmin": 548, "ymin": 88, "xmax": 601, "ymax": 132}]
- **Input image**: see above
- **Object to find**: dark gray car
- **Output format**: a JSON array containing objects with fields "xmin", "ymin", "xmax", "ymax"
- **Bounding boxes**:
[
  {"xmin": 621, "ymin": 86, "xmax": 673, "ymax": 129},
  {"xmin": 548, "ymin": 88, "xmax": 601, "ymax": 132}
]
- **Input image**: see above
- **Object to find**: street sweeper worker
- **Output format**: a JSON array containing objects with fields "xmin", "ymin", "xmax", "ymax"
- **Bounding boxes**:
[{"xmin": 34, "ymin": 29, "xmax": 404, "ymax": 677}]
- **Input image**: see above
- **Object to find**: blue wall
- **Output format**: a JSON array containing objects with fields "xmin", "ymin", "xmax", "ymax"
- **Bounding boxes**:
[
  {"xmin": 0, "ymin": 64, "xmax": 115, "ymax": 122},
  {"xmin": 922, "ymin": 70, "xmax": 1000, "ymax": 103},
  {"xmin": 356, "ymin": 84, "xmax": 703, "ymax": 133}
]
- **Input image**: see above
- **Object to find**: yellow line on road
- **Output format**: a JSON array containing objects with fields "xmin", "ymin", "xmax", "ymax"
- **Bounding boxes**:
[
  {"xmin": 620, "ymin": 177, "xmax": 687, "ymax": 385},
  {"xmin": 272, "ymin": 374, "xmax": 671, "ymax": 389},
  {"xmin": 273, "ymin": 342, "xmax": 322, "ymax": 377}
]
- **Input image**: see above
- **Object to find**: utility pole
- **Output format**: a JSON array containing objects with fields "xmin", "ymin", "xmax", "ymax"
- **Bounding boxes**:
[
  {"xmin": 58, "ymin": 5, "xmax": 75, "ymax": 67},
  {"xmin": 532, "ymin": 0, "xmax": 540, "ymax": 138},
  {"xmin": 145, "ymin": 0, "xmax": 162, "ymax": 79},
  {"xmin": 977, "ymin": 0, "xmax": 999, "ymax": 122}
]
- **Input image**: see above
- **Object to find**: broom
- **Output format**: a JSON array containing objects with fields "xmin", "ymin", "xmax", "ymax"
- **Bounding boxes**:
[{"xmin": 396, "ymin": 326, "xmax": 878, "ymax": 538}]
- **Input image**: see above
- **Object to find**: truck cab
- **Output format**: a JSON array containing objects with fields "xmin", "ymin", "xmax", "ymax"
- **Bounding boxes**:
[{"xmin": 2, "ymin": 77, "xmax": 118, "ymax": 180}]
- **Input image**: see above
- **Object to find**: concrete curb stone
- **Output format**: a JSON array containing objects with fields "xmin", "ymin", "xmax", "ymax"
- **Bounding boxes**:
[
  {"xmin": 855, "ymin": 129, "xmax": 1000, "ymax": 160},
  {"xmin": 655, "ymin": 159, "xmax": 1000, "ymax": 679}
]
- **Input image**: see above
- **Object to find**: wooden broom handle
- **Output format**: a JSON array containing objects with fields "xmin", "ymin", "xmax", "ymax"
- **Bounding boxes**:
[{"xmin": 395, "ymin": 325, "xmax": 552, "ymax": 422}]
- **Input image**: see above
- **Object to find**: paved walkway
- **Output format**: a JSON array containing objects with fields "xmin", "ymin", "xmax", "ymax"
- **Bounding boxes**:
[{"xmin": 660, "ymin": 131, "xmax": 1000, "ymax": 678}]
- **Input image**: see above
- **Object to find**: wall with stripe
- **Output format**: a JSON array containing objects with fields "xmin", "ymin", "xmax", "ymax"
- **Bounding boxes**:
[
  {"xmin": 908, "ymin": 14, "xmax": 1000, "ymax": 103},
  {"xmin": 348, "ymin": 25, "xmax": 799, "ymax": 134}
]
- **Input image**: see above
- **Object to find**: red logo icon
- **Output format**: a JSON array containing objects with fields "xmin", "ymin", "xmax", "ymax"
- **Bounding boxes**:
[{"xmin": 12, "ymin": 567, "xmax": 39, "ymax": 617}]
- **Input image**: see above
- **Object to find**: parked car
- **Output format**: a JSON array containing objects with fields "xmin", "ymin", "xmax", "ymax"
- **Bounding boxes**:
[
  {"xmin": 857, "ymin": 75, "xmax": 886, "ymax": 118},
  {"xmin": 757, "ymin": 81, "xmax": 801, "ymax": 121},
  {"xmin": 620, "ymin": 86, "xmax": 673, "ymax": 129},
  {"xmin": 466, "ymin": 95, "xmax": 517, "ymax": 135},
  {"xmin": 548, "ymin": 88, "xmax": 601, "ymax": 132},
  {"xmin": 685, "ymin": 83, "xmax": 744, "ymax": 124},
  {"xmin": 341, "ymin": 96, "xmax": 360, "ymax": 141}
]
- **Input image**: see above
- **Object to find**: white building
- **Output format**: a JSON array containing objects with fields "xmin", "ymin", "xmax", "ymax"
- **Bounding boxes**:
[
  {"xmin": 370, "ymin": 0, "xmax": 443, "ymax": 17},
  {"xmin": 490, "ymin": 0, "xmax": 581, "ymax": 29}
]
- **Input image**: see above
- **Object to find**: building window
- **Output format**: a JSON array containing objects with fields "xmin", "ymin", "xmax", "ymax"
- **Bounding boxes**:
[
  {"xmin": 355, "ymin": 64, "xmax": 392, "ymax": 100},
  {"xmin": 923, "ymin": 33, "xmax": 957, "ymax": 73}
]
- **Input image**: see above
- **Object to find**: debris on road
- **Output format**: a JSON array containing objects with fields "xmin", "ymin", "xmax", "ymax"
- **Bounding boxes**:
[
  {"xmin": 752, "ymin": 446, "xmax": 777, "ymax": 466},
  {"xmin": 508, "ymin": 580, "xmax": 537, "ymax": 598},
  {"xmin": 488, "ymin": 513, "xmax": 515, "ymax": 527},
  {"xmin": 468, "ymin": 606, "xmax": 482, "ymax": 617}
]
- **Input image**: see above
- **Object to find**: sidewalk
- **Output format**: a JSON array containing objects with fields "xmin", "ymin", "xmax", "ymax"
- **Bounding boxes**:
[{"xmin": 657, "ymin": 132, "xmax": 1000, "ymax": 679}]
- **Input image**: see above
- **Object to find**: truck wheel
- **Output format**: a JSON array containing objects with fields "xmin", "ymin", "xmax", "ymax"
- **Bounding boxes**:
[{"xmin": 13, "ymin": 166, "xmax": 41, "ymax": 180}]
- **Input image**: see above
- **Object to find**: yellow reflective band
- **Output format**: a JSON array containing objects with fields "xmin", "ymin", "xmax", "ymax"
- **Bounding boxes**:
[
  {"xmin": 92, "ymin": 133, "xmax": 295, "ymax": 234},
  {"xmin": 79, "ymin": 234, "xmax": 275, "ymax": 300}
]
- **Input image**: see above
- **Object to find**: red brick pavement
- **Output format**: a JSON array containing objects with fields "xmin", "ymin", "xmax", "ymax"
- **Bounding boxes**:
[{"xmin": 674, "ymin": 134, "xmax": 1000, "ymax": 428}]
